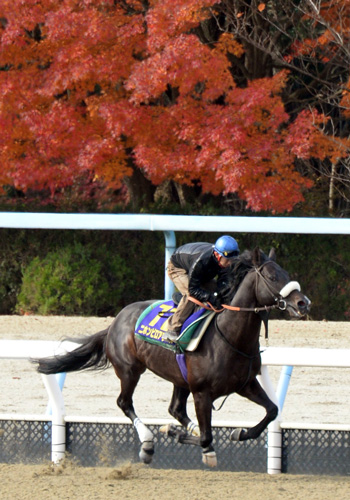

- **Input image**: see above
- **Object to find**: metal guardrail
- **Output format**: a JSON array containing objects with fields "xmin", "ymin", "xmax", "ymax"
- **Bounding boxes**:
[{"xmin": 1, "ymin": 417, "xmax": 349, "ymax": 475}]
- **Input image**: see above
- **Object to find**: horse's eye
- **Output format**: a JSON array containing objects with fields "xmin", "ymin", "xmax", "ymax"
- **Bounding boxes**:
[{"xmin": 268, "ymin": 275, "xmax": 277, "ymax": 282}]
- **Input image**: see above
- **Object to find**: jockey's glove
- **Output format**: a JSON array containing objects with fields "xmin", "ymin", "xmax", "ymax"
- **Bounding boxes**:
[{"xmin": 208, "ymin": 293, "xmax": 221, "ymax": 309}]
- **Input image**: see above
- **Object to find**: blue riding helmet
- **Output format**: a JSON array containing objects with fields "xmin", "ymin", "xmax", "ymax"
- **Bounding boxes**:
[{"xmin": 214, "ymin": 235, "xmax": 239, "ymax": 258}]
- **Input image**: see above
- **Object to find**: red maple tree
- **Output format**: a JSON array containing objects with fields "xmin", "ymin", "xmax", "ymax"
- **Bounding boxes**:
[{"xmin": 0, "ymin": 0, "xmax": 348, "ymax": 212}]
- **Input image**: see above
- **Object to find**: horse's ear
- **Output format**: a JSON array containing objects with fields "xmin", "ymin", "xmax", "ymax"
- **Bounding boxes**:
[
  {"xmin": 268, "ymin": 248, "xmax": 276, "ymax": 261},
  {"xmin": 252, "ymin": 247, "xmax": 261, "ymax": 266}
]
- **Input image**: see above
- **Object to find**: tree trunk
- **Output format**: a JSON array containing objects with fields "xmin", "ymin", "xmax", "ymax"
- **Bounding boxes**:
[
  {"xmin": 123, "ymin": 167, "xmax": 156, "ymax": 211},
  {"xmin": 329, "ymin": 162, "xmax": 336, "ymax": 215}
]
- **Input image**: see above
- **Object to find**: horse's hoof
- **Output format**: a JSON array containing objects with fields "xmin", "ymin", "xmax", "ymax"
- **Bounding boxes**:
[
  {"xmin": 202, "ymin": 448, "xmax": 217, "ymax": 468},
  {"xmin": 139, "ymin": 441, "xmax": 154, "ymax": 464},
  {"xmin": 230, "ymin": 428, "xmax": 244, "ymax": 441},
  {"xmin": 159, "ymin": 424, "xmax": 178, "ymax": 438},
  {"xmin": 159, "ymin": 423, "xmax": 172, "ymax": 434},
  {"xmin": 139, "ymin": 448, "xmax": 153, "ymax": 464}
]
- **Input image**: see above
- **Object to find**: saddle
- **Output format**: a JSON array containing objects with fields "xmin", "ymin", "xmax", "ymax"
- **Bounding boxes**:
[{"xmin": 134, "ymin": 297, "xmax": 215, "ymax": 353}]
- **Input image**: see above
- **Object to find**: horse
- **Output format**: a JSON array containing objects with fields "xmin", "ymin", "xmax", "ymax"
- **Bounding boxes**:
[{"xmin": 34, "ymin": 248, "xmax": 311, "ymax": 467}]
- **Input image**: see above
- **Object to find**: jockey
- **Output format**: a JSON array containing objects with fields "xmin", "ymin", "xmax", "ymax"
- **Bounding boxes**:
[{"xmin": 163, "ymin": 235, "xmax": 240, "ymax": 343}]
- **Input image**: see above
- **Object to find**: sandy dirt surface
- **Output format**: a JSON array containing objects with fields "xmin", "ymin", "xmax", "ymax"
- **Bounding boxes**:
[
  {"xmin": 1, "ymin": 461, "xmax": 350, "ymax": 500},
  {"xmin": 0, "ymin": 316, "xmax": 350, "ymax": 500}
]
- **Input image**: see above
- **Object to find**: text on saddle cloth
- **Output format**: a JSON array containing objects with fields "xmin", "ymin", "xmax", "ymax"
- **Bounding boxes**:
[{"xmin": 134, "ymin": 299, "xmax": 213, "ymax": 352}]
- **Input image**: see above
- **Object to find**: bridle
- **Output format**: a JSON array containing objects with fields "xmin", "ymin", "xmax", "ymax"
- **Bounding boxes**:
[{"xmin": 249, "ymin": 260, "xmax": 301, "ymax": 313}]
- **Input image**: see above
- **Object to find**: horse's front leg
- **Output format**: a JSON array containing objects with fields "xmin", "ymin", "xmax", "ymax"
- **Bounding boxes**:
[
  {"xmin": 231, "ymin": 378, "xmax": 278, "ymax": 442},
  {"xmin": 193, "ymin": 390, "xmax": 217, "ymax": 467}
]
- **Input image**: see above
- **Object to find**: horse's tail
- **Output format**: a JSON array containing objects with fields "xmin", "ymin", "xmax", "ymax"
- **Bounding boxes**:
[{"xmin": 34, "ymin": 329, "xmax": 110, "ymax": 375}]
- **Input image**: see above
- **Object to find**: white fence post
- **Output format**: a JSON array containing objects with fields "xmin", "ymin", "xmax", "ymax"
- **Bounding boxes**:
[
  {"xmin": 41, "ymin": 374, "xmax": 66, "ymax": 463},
  {"xmin": 163, "ymin": 230, "xmax": 176, "ymax": 300},
  {"xmin": 258, "ymin": 365, "xmax": 282, "ymax": 474}
]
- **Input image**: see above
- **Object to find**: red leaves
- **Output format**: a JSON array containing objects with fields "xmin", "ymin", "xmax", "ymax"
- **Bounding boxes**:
[
  {"xmin": 340, "ymin": 82, "xmax": 350, "ymax": 118},
  {"xmin": 1, "ymin": 0, "xmax": 349, "ymax": 213},
  {"xmin": 286, "ymin": 109, "xmax": 349, "ymax": 164},
  {"xmin": 146, "ymin": 0, "xmax": 218, "ymax": 52},
  {"xmin": 123, "ymin": 73, "xmax": 312, "ymax": 212},
  {"xmin": 127, "ymin": 34, "xmax": 234, "ymax": 104}
]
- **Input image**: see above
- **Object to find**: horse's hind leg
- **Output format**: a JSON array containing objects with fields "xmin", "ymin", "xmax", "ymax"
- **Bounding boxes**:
[
  {"xmin": 167, "ymin": 388, "xmax": 217, "ymax": 467},
  {"xmin": 161, "ymin": 387, "xmax": 216, "ymax": 467},
  {"xmin": 192, "ymin": 390, "xmax": 217, "ymax": 467},
  {"xmin": 231, "ymin": 378, "xmax": 278, "ymax": 442},
  {"xmin": 116, "ymin": 367, "xmax": 155, "ymax": 464},
  {"xmin": 168, "ymin": 386, "xmax": 199, "ymax": 436}
]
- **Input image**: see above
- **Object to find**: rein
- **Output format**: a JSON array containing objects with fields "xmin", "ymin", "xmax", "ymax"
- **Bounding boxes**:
[
  {"xmin": 188, "ymin": 296, "xmax": 281, "ymax": 314},
  {"xmin": 188, "ymin": 260, "xmax": 300, "ymax": 341},
  {"xmin": 189, "ymin": 260, "xmax": 298, "ymax": 314},
  {"xmin": 222, "ymin": 303, "xmax": 282, "ymax": 313},
  {"xmin": 188, "ymin": 296, "xmax": 224, "ymax": 312}
]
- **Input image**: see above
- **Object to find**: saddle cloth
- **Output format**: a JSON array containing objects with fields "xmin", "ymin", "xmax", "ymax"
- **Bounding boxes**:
[{"xmin": 134, "ymin": 300, "xmax": 215, "ymax": 353}]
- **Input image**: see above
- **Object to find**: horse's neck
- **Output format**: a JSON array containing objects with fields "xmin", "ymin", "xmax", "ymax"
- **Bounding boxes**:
[
  {"xmin": 218, "ymin": 273, "xmax": 262, "ymax": 347},
  {"xmin": 230, "ymin": 273, "xmax": 257, "ymax": 309}
]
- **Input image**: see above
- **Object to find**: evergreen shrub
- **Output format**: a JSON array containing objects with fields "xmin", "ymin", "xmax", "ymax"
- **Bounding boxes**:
[{"xmin": 16, "ymin": 242, "xmax": 132, "ymax": 316}]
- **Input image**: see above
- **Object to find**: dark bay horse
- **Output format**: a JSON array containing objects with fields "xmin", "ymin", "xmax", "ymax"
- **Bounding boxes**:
[{"xmin": 34, "ymin": 248, "xmax": 311, "ymax": 467}]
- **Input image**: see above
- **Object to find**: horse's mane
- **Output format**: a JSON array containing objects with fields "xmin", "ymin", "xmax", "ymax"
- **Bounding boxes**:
[{"xmin": 220, "ymin": 249, "xmax": 269, "ymax": 302}]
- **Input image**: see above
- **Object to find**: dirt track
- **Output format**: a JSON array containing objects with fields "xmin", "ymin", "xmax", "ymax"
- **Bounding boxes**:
[
  {"xmin": 1, "ymin": 461, "xmax": 350, "ymax": 500},
  {"xmin": 0, "ymin": 316, "xmax": 350, "ymax": 500}
]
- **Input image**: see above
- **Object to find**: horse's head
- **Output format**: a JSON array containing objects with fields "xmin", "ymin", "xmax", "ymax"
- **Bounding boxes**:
[
  {"xmin": 222, "ymin": 247, "xmax": 311, "ymax": 319},
  {"xmin": 251, "ymin": 247, "xmax": 311, "ymax": 319}
]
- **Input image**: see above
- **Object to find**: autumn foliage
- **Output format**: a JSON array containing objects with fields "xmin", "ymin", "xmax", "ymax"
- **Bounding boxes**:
[{"xmin": 0, "ymin": 0, "xmax": 349, "ymax": 213}]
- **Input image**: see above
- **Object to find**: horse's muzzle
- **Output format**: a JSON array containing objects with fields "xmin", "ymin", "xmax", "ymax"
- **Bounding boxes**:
[{"xmin": 285, "ymin": 290, "xmax": 311, "ymax": 318}]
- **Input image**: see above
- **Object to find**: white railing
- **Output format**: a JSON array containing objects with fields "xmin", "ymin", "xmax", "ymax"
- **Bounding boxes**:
[
  {"xmin": 1, "ymin": 212, "xmax": 350, "ymax": 234},
  {"xmin": 1, "ymin": 339, "xmax": 350, "ymax": 473},
  {"xmin": 1, "ymin": 212, "xmax": 350, "ymax": 300},
  {"xmin": 258, "ymin": 347, "xmax": 350, "ymax": 473}
]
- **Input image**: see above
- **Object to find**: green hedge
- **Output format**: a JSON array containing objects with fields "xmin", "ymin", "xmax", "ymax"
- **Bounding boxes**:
[
  {"xmin": 16, "ymin": 242, "xmax": 132, "ymax": 316},
  {"xmin": 0, "ymin": 228, "xmax": 164, "ymax": 317}
]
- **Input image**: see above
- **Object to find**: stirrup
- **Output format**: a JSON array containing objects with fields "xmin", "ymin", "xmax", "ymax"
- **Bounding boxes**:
[{"xmin": 163, "ymin": 330, "xmax": 179, "ymax": 342}]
